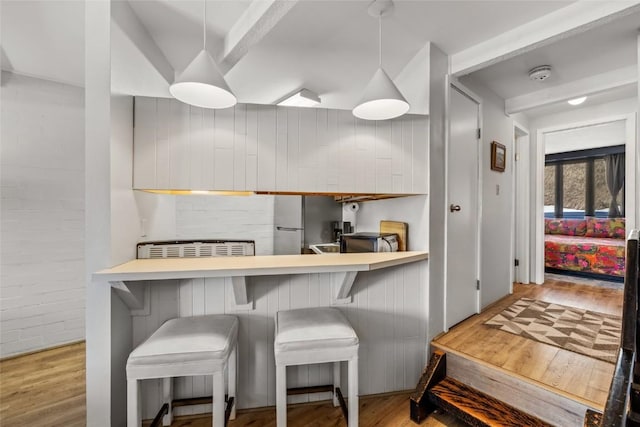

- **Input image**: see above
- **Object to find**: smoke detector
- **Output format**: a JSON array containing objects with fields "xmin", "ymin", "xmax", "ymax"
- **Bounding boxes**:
[{"xmin": 528, "ymin": 65, "xmax": 552, "ymax": 82}]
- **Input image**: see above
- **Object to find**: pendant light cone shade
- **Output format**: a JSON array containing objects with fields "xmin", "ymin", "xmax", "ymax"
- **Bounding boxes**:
[
  {"xmin": 353, "ymin": 68, "xmax": 410, "ymax": 120},
  {"xmin": 169, "ymin": 50, "xmax": 237, "ymax": 109}
]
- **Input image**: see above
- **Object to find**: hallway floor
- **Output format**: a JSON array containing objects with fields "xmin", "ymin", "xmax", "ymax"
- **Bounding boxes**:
[{"xmin": 433, "ymin": 279, "xmax": 623, "ymax": 410}]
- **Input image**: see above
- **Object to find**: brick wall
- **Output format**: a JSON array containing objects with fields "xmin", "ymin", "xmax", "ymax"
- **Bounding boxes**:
[
  {"xmin": 1, "ymin": 72, "xmax": 85, "ymax": 357},
  {"xmin": 175, "ymin": 195, "xmax": 275, "ymax": 255}
]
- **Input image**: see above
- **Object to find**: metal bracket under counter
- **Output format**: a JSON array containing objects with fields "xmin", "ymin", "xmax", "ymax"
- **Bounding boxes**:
[
  {"xmin": 96, "ymin": 252, "xmax": 429, "ymax": 313},
  {"xmin": 109, "ymin": 278, "xmax": 256, "ymax": 313},
  {"xmin": 109, "ymin": 272, "xmax": 359, "ymax": 313},
  {"xmin": 111, "ymin": 281, "xmax": 151, "ymax": 316}
]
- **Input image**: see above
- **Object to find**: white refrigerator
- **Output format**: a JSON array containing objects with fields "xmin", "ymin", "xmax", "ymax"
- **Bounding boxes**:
[{"xmin": 273, "ymin": 195, "xmax": 343, "ymax": 254}]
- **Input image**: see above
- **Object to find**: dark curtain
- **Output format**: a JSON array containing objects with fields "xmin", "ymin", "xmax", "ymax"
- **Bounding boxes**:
[{"xmin": 605, "ymin": 153, "xmax": 625, "ymax": 217}]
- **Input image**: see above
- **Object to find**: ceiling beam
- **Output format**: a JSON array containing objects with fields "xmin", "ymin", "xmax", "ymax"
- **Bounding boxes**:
[
  {"xmin": 451, "ymin": 1, "xmax": 640, "ymax": 76},
  {"xmin": 505, "ymin": 65, "xmax": 637, "ymax": 114},
  {"xmin": 111, "ymin": 0, "xmax": 174, "ymax": 85},
  {"xmin": 218, "ymin": 0, "xmax": 298, "ymax": 74}
]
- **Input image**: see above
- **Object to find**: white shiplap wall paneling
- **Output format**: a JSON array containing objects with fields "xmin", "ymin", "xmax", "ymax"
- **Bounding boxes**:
[
  {"xmin": 133, "ymin": 97, "xmax": 428, "ymax": 195},
  {"xmin": 131, "ymin": 262, "xmax": 427, "ymax": 419},
  {"xmin": 233, "ymin": 104, "xmax": 247, "ymax": 191},
  {"xmin": 257, "ymin": 106, "xmax": 277, "ymax": 192}
]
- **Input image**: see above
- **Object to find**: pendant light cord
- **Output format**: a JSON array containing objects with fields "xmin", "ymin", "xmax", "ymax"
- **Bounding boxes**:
[
  {"xmin": 203, "ymin": 0, "xmax": 207, "ymax": 50},
  {"xmin": 378, "ymin": 15, "xmax": 382, "ymax": 67}
]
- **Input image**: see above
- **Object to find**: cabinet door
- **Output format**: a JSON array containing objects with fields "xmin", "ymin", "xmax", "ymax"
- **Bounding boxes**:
[{"xmin": 133, "ymin": 97, "xmax": 428, "ymax": 194}]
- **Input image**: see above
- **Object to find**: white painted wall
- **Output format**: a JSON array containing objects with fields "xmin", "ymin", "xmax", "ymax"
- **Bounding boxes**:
[
  {"xmin": 544, "ymin": 120, "xmax": 626, "ymax": 154},
  {"xmin": 344, "ymin": 195, "xmax": 429, "ymax": 252},
  {"xmin": 135, "ymin": 193, "xmax": 276, "ymax": 255},
  {"xmin": 396, "ymin": 44, "xmax": 430, "ymax": 116},
  {"xmin": 111, "ymin": 95, "xmax": 141, "ymax": 265},
  {"xmin": 85, "ymin": 1, "xmax": 114, "ymax": 424},
  {"xmin": 0, "ymin": 72, "xmax": 85, "ymax": 358},
  {"xmin": 459, "ymin": 75, "xmax": 515, "ymax": 308},
  {"xmin": 176, "ymin": 196, "xmax": 275, "ymax": 254}
]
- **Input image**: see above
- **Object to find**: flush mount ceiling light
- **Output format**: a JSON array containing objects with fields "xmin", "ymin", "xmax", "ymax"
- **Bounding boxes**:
[
  {"xmin": 277, "ymin": 89, "xmax": 321, "ymax": 107},
  {"xmin": 169, "ymin": 0, "xmax": 236, "ymax": 109},
  {"xmin": 352, "ymin": 0, "xmax": 409, "ymax": 121},
  {"xmin": 528, "ymin": 65, "xmax": 552, "ymax": 82},
  {"xmin": 567, "ymin": 96, "xmax": 587, "ymax": 106}
]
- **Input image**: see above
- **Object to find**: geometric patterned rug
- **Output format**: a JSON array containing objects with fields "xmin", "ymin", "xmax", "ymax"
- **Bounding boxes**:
[{"xmin": 484, "ymin": 298, "xmax": 621, "ymax": 363}]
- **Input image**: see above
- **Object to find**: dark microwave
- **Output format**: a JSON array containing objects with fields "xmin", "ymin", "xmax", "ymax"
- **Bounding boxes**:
[{"xmin": 340, "ymin": 233, "xmax": 399, "ymax": 253}]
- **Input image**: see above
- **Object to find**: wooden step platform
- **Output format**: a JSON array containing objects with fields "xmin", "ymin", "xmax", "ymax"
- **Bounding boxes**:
[
  {"xmin": 426, "ymin": 281, "xmax": 623, "ymax": 426},
  {"xmin": 429, "ymin": 377, "xmax": 553, "ymax": 427},
  {"xmin": 583, "ymin": 409, "xmax": 603, "ymax": 427},
  {"xmin": 432, "ymin": 344, "xmax": 600, "ymax": 426}
]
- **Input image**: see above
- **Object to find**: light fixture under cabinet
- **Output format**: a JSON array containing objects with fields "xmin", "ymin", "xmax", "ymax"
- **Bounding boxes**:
[{"xmin": 277, "ymin": 89, "xmax": 321, "ymax": 107}]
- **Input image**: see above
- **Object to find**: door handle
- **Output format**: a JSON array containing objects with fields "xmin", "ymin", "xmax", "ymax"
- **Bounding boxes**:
[
  {"xmin": 450, "ymin": 204, "xmax": 461, "ymax": 212},
  {"xmin": 276, "ymin": 226, "xmax": 303, "ymax": 232}
]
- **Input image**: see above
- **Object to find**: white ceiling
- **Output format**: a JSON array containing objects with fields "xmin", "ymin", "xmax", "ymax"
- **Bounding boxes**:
[
  {"xmin": 126, "ymin": 0, "xmax": 252, "ymax": 73},
  {"xmin": 521, "ymin": 83, "xmax": 638, "ymax": 119},
  {"xmin": 127, "ymin": 0, "xmax": 573, "ymax": 108},
  {"xmin": 2, "ymin": 0, "xmax": 637, "ymax": 118},
  {"xmin": 1, "ymin": 0, "xmax": 85, "ymax": 87},
  {"xmin": 468, "ymin": 10, "xmax": 640, "ymax": 100}
]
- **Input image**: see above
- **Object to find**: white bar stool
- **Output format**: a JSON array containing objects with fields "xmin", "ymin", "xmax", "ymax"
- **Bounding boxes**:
[
  {"xmin": 126, "ymin": 314, "xmax": 238, "ymax": 427},
  {"xmin": 274, "ymin": 307, "xmax": 359, "ymax": 426}
]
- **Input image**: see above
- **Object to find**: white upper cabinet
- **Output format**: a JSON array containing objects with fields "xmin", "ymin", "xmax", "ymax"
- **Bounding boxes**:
[{"xmin": 133, "ymin": 96, "xmax": 428, "ymax": 194}]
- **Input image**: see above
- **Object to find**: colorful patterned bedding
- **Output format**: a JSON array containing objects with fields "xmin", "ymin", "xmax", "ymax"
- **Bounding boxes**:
[{"xmin": 544, "ymin": 217, "xmax": 626, "ymax": 278}]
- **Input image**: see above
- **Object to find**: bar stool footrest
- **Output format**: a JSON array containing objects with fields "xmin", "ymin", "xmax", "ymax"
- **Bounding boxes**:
[
  {"xmin": 154, "ymin": 395, "xmax": 234, "ymax": 427},
  {"xmin": 286, "ymin": 384, "xmax": 334, "ymax": 396},
  {"xmin": 172, "ymin": 395, "xmax": 212, "ymax": 408}
]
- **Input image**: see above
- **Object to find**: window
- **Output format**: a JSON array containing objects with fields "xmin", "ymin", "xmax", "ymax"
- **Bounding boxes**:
[
  {"xmin": 562, "ymin": 162, "xmax": 586, "ymax": 213},
  {"xmin": 544, "ymin": 145, "xmax": 624, "ymax": 218},
  {"xmin": 594, "ymin": 158, "xmax": 609, "ymax": 215},
  {"xmin": 544, "ymin": 165, "xmax": 556, "ymax": 217}
]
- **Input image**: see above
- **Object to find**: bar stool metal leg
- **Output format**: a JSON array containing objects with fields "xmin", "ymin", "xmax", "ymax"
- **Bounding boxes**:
[
  {"xmin": 348, "ymin": 357, "xmax": 358, "ymax": 427},
  {"xmin": 332, "ymin": 362, "xmax": 341, "ymax": 407},
  {"xmin": 162, "ymin": 377, "xmax": 173, "ymax": 426},
  {"xmin": 276, "ymin": 365, "xmax": 287, "ymax": 427},
  {"xmin": 127, "ymin": 379, "xmax": 141, "ymax": 427}
]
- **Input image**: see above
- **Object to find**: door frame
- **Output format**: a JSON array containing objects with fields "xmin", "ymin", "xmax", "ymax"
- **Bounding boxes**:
[
  {"xmin": 512, "ymin": 121, "xmax": 530, "ymax": 286},
  {"xmin": 444, "ymin": 76, "xmax": 483, "ymax": 331},
  {"xmin": 532, "ymin": 113, "xmax": 637, "ymax": 283}
]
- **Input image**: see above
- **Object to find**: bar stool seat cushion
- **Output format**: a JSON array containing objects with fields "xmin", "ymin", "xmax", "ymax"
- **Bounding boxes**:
[
  {"xmin": 275, "ymin": 307, "xmax": 358, "ymax": 354},
  {"xmin": 127, "ymin": 315, "xmax": 238, "ymax": 379}
]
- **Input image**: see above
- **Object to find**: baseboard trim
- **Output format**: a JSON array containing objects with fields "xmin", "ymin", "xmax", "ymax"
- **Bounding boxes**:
[{"xmin": 0, "ymin": 340, "xmax": 85, "ymax": 362}]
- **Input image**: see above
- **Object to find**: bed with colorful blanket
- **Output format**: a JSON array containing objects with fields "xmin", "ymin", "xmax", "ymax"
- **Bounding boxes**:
[{"xmin": 545, "ymin": 217, "xmax": 626, "ymax": 278}]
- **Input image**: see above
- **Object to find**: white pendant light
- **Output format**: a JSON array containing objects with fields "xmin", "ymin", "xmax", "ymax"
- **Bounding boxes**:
[
  {"xmin": 169, "ymin": 0, "xmax": 236, "ymax": 109},
  {"xmin": 353, "ymin": 0, "xmax": 409, "ymax": 121}
]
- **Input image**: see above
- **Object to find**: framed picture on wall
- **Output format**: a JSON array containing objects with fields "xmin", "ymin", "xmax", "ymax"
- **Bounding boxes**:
[{"xmin": 491, "ymin": 141, "xmax": 506, "ymax": 172}]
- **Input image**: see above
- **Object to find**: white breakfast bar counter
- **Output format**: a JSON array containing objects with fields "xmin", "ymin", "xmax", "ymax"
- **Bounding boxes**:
[{"xmin": 88, "ymin": 251, "xmax": 428, "ymax": 425}]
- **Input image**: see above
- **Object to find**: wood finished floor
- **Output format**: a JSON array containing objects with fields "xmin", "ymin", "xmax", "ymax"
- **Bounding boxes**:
[
  {"xmin": 433, "ymin": 279, "xmax": 623, "ymax": 410},
  {"xmin": 0, "ymin": 342, "xmax": 463, "ymax": 426},
  {"xmin": 0, "ymin": 278, "xmax": 621, "ymax": 426},
  {"xmin": 150, "ymin": 395, "xmax": 465, "ymax": 427},
  {"xmin": 0, "ymin": 342, "xmax": 86, "ymax": 426}
]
